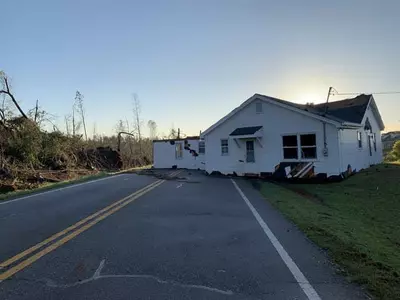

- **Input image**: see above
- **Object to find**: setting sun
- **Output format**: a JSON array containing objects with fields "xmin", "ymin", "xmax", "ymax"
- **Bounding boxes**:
[{"xmin": 296, "ymin": 93, "xmax": 323, "ymax": 104}]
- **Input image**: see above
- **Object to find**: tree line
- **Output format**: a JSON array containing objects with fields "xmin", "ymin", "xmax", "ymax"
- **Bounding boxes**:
[{"xmin": 0, "ymin": 70, "xmax": 182, "ymax": 173}]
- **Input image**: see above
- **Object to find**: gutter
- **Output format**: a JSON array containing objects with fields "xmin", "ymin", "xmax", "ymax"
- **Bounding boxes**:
[{"xmin": 340, "ymin": 122, "xmax": 362, "ymax": 129}]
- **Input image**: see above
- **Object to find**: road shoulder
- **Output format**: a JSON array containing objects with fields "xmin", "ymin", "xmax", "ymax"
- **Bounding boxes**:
[{"xmin": 232, "ymin": 178, "xmax": 368, "ymax": 300}]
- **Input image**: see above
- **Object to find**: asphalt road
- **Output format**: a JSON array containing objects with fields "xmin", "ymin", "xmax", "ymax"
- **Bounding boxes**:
[{"xmin": 0, "ymin": 170, "xmax": 367, "ymax": 300}]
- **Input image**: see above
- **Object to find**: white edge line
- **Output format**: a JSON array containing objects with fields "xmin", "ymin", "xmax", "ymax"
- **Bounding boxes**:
[
  {"xmin": 0, "ymin": 174, "xmax": 127, "ymax": 206},
  {"xmin": 230, "ymin": 179, "xmax": 322, "ymax": 300}
]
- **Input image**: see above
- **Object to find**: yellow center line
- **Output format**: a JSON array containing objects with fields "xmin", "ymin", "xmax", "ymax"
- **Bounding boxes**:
[
  {"xmin": 0, "ymin": 179, "xmax": 167, "ymax": 281},
  {"xmin": 0, "ymin": 169, "xmax": 181, "ymax": 276},
  {"xmin": 0, "ymin": 180, "xmax": 161, "ymax": 269}
]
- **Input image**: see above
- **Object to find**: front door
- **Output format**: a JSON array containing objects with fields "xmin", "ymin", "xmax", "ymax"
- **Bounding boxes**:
[
  {"xmin": 246, "ymin": 141, "xmax": 255, "ymax": 163},
  {"xmin": 244, "ymin": 140, "xmax": 257, "ymax": 174}
]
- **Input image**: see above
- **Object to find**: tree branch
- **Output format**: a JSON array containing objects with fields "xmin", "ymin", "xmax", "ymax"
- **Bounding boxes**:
[{"xmin": 0, "ymin": 77, "xmax": 28, "ymax": 119}]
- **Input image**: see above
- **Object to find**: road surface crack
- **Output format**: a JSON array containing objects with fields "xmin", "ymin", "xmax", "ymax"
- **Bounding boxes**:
[{"xmin": 40, "ymin": 259, "xmax": 234, "ymax": 296}]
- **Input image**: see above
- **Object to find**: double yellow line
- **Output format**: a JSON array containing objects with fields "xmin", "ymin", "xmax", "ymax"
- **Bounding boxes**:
[{"xmin": 0, "ymin": 170, "xmax": 180, "ymax": 282}]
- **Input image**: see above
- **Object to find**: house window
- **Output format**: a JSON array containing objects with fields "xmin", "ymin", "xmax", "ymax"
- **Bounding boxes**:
[
  {"xmin": 198, "ymin": 141, "xmax": 205, "ymax": 154},
  {"xmin": 221, "ymin": 139, "xmax": 229, "ymax": 155},
  {"xmin": 357, "ymin": 131, "xmax": 362, "ymax": 148},
  {"xmin": 373, "ymin": 133, "xmax": 377, "ymax": 152},
  {"xmin": 282, "ymin": 133, "xmax": 317, "ymax": 160},
  {"xmin": 246, "ymin": 140, "xmax": 255, "ymax": 162},
  {"xmin": 282, "ymin": 135, "xmax": 298, "ymax": 159},
  {"xmin": 256, "ymin": 102, "xmax": 263, "ymax": 114},
  {"xmin": 175, "ymin": 143, "xmax": 183, "ymax": 159},
  {"xmin": 300, "ymin": 134, "xmax": 317, "ymax": 159}
]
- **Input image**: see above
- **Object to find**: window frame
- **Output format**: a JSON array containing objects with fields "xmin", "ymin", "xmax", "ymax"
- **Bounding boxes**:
[
  {"xmin": 221, "ymin": 139, "xmax": 229, "ymax": 156},
  {"xmin": 175, "ymin": 142, "xmax": 183, "ymax": 159},
  {"xmin": 198, "ymin": 141, "xmax": 205, "ymax": 154},
  {"xmin": 282, "ymin": 135, "xmax": 299, "ymax": 160},
  {"xmin": 373, "ymin": 133, "xmax": 377, "ymax": 152},
  {"xmin": 357, "ymin": 131, "xmax": 362, "ymax": 148},
  {"xmin": 299, "ymin": 134, "xmax": 317, "ymax": 159},
  {"xmin": 282, "ymin": 133, "xmax": 318, "ymax": 161}
]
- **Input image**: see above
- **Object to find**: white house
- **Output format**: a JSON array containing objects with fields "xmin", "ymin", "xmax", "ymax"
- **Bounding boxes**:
[
  {"xmin": 153, "ymin": 93, "xmax": 384, "ymax": 179},
  {"xmin": 153, "ymin": 137, "xmax": 205, "ymax": 170},
  {"xmin": 200, "ymin": 93, "xmax": 384, "ymax": 178}
]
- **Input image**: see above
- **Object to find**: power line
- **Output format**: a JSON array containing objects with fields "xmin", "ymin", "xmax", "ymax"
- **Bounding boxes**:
[{"xmin": 332, "ymin": 91, "xmax": 400, "ymax": 96}]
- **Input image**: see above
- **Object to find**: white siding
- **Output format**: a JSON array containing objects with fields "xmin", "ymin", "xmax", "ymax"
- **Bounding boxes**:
[
  {"xmin": 153, "ymin": 139, "xmax": 205, "ymax": 169},
  {"xmin": 203, "ymin": 101, "xmax": 341, "ymax": 176},
  {"xmin": 339, "ymin": 105, "xmax": 383, "ymax": 172}
]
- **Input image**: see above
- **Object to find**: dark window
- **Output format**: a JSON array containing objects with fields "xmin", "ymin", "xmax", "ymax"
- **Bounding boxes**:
[
  {"xmin": 357, "ymin": 131, "xmax": 362, "ymax": 148},
  {"xmin": 373, "ymin": 133, "xmax": 377, "ymax": 152},
  {"xmin": 283, "ymin": 148, "xmax": 298, "ymax": 159},
  {"xmin": 198, "ymin": 141, "xmax": 205, "ymax": 154},
  {"xmin": 283, "ymin": 135, "xmax": 298, "ymax": 159},
  {"xmin": 300, "ymin": 134, "xmax": 316, "ymax": 146},
  {"xmin": 282, "ymin": 135, "xmax": 298, "ymax": 147},
  {"xmin": 301, "ymin": 147, "xmax": 317, "ymax": 159},
  {"xmin": 368, "ymin": 135, "xmax": 372, "ymax": 156},
  {"xmin": 300, "ymin": 134, "xmax": 317, "ymax": 159},
  {"xmin": 283, "ymin": 134, "xmax": 317, "ymax": 160},
  {"xmin": 246, "ymin": 141, "xmax": 255, "ymax": 162}
]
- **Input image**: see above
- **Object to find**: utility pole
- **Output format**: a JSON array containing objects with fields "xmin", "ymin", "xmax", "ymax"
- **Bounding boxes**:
[
  {"xmin": 34, "ymin": 99, "xmax": 39, "ymax": 123},
  {"xmin": 322, "ymin": 86, "xmax": 335, "ymax": 157},
  {"xmin": 324, "ymin": 86, "xmax": 333, "ymax": 115}
]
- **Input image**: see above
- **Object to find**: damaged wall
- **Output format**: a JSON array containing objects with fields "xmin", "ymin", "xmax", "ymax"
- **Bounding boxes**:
[{"xmin": 153, "ymin": 139, "xmax": 205, "ymax": 169}]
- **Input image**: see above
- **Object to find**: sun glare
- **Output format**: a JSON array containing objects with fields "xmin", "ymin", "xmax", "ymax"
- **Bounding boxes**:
[{"xmin": 296, "ymin": 93, "xmax": 322, "ymax": 104}]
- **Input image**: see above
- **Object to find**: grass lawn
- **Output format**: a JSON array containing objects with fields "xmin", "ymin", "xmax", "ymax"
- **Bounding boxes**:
[{"xmin": 260, "ymin": 163, "xmax": 400, "ymax": 300}]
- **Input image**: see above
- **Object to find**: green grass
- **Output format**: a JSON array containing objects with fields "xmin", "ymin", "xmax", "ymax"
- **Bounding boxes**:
[
  {"xmin": 260, "ymin": 163, "xmax": 400, "ymax": 300},
  {"xmin": 0, "ymin": 172, "xmax": 109, "ymax": 201}
]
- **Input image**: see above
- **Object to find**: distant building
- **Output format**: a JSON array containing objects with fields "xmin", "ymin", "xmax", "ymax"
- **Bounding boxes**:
[{"xmin": 382, "ymin": 131, "xmax": 400, "ymax": 150}]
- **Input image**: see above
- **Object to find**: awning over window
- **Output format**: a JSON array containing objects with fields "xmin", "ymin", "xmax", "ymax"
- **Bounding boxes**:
[{"xmin": 229, "ymin": 126, "xmax": 263, "ymax": 137}]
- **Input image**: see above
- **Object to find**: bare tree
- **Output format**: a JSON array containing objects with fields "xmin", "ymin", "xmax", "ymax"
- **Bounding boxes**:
[
  {"xmin": 27, "ymin": 104, "xmax": 57, "ymax": 130},
  {"xmin": 147, "ymin": 120, "xmax": 157, "ymax": 139},
  {"xmin": 169, "ymin": 125, "xmax": 178, "ymax": 139},
  {"xmin": 92, "ymin": 122, "xmax": 97, "ymax": 140},
  {"xmin": 75, "ymin": 91, "xmax": 87, "ymax": 141},
  {"xmin": 132, "ymin": 93, "xmax": 143, "ymax": 154},
  {"xmin": 64, "ymin": 114, "xmax": 72, "ymax": 135},
  {"xmin": 0, "ymin": 94, "xmax": 6, "ymax": 124},
  {"xmin": 125, "ymin": 118, "xmax": 130, "ymax": 133},
  {"xmin": 0, "ymin": 71, "xmax": 28, "ymax": 119},
  {"xmin": 115, "ymin": 119, "xmax": 127, "ymax": 134},
  {"xmin": 72, "ymin": 108, "xmax": 76, "ymax": 135}
]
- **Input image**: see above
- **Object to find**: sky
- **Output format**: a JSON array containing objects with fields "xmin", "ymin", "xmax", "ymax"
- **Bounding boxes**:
[{"xmin": 2, "ymin": 0, "xmax": 400, "ymax": 137}]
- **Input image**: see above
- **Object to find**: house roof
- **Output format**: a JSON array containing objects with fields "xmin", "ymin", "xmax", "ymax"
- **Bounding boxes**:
[
  {"xmin": 230, "ymin": 126, "xmax": 262, "ymax": 136},
  {"xmin": 202, "ymin": 93, "xmax": 385, "ymax": 137},
  {"xmin": 253, "ymin": 93, "xmax": 371, "ymax": 124},
  {"xmin": 311, "ymin": 94, "xmax": 371, "ymax": 124},
  {"xmin": 152, "ymin": 136, "xmax": 199, "ymax": 143}
]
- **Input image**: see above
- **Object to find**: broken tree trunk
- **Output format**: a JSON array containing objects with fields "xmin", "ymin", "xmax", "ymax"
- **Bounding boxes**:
[{"xmin": 0, "ymin": 76, "xmax": 28, "ymax": 119}]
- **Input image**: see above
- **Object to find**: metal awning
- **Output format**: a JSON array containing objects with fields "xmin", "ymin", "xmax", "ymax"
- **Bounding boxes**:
[
  {"xmin": 229, "ymin": 126, "xmax": 263, "ymax": 147},
  {"xmin": 229, "ymin": 126, "xmax": 263, "ymax": 137}
]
